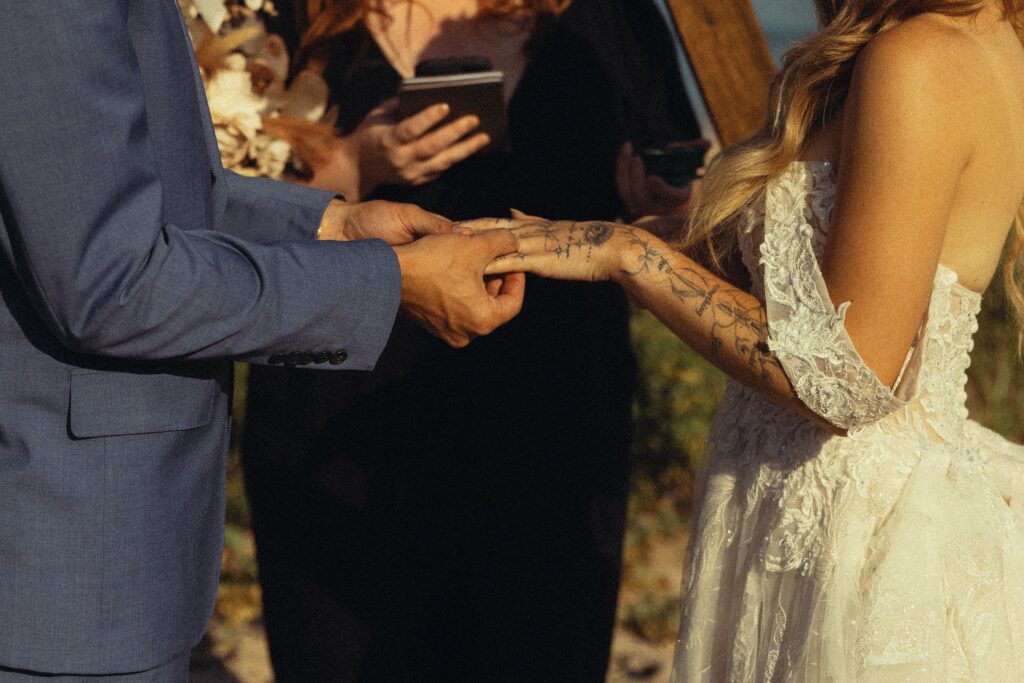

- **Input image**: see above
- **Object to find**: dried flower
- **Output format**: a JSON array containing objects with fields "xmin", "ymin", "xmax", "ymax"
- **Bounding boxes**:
[{"xmin": 179, "ymin": 0, "xmax": 331, "ymax": 179}]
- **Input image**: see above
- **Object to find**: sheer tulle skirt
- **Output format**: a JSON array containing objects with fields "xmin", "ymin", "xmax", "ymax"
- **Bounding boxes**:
[{"xmin": 671, "ymin": 385, "xmax": 1024, "ymax": 683}]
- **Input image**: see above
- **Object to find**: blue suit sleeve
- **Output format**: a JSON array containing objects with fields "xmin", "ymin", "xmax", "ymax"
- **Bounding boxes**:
[
  {"xmin": 0, "ymin": 3, "xmax": 400, "ymax": 370},
  {"xmin": 219, "ymin": 170, "xmax": 336, "ymax": 243}
]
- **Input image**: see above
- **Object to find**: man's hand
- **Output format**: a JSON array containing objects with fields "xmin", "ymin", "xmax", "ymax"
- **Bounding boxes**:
[
  {"xmin": 317, "ymin": 199, "xmax": 453, "ymax": 245},
  {"xmin": 393, "ymin": 230, "xmax": 525, "ymax": 348}
]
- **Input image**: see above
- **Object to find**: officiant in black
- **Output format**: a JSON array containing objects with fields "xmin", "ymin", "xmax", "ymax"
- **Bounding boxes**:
[{"xmin": 241, "ymin": 0, "xmax": 701, "ymax": 680}]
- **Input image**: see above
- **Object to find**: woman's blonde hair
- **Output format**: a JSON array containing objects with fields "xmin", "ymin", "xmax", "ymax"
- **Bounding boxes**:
[
  {"xmin": 684, "ymin": 0, "xmax": 1024, "ymax": 348},
  {"xmin": 291, "ymin": 0, "xmax": 569, "ymax": 72}
]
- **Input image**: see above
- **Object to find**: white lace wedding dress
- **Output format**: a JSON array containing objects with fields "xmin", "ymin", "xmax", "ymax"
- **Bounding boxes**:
[{"xmin": 672, "ymin": 161, "xmax": 1024, "ymax": 682}]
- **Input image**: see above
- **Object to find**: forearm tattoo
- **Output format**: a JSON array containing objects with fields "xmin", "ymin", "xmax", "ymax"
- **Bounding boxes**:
[
  {"xmin": 616, "ymin": 227, "xmax": 783, "ymax": 381},
  {"xmin": 502, "ymin": 219, "xmax": 783, "ymax": 381}
]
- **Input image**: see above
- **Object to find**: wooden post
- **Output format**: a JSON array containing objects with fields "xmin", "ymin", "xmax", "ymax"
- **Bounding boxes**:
[{"xmin": 664, "ymin": 0, "xmax": 776, "ymax": 146}]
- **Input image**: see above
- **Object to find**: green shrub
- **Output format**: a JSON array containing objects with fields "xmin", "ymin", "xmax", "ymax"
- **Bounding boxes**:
[{"xmin": 630, "ymin": 308, "xmax": 726, "ymax": 481}]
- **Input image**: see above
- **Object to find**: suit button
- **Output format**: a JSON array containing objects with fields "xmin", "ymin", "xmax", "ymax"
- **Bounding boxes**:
[
  {"xmin": 312, "ymin": 352, "xmax": 330, "ymax": 364},
  {"xmin": 328, "ymin": 350, "xmax": 348, "ymax": 365},
  {"xmin": 294, "ymin": 352, "xmax": 313, "ymax": 366},
  {"xmin": 283, "ymin": 352, "xmax": 304, "ymax": 367}
]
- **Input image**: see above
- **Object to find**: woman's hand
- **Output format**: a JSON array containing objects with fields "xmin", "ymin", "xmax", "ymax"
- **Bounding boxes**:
[
  {"xmin": 310, "ymin": 98, "xmax": 490, "ymax": 201},
  {"xmin": 462, "ymin": 217, "xmax": 642, "ymax": 283}
]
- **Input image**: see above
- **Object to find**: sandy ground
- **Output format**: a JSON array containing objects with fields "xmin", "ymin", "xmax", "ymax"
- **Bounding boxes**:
[
  {"xmin": 188, "ymin": 620, "xmax": 678, "ymax": 683},
  {"xmin": 189, "ymin": 626, "xmax": 679, "ymax": 683},
  {"xmin": 188, "ymin": 614, "xmax": 679, "ymax": 683},
  {"xmin": 189, "ymin": 626, "xmax": 271, "ymax": 683}
]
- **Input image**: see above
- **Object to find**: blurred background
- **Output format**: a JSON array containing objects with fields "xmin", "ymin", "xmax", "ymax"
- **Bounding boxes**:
[
  {"xmin": 191, "ymin": 2, "xmax": 1024, "ymax": 681},
  {"xmin": 756, "ymin": 0, "xmax": 819, "ymax": 61}
]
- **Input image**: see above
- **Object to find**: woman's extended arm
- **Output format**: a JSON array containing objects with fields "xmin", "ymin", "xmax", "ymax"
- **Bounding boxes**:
[{"xmin": 483, "ymin": 219, "xmax": 835, "ymax": 429}]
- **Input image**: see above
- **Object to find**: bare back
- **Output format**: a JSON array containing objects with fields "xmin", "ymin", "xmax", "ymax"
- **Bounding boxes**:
[{"xmin": 938, "ymin": 8, "xmax": 1024, "ymax": 291}]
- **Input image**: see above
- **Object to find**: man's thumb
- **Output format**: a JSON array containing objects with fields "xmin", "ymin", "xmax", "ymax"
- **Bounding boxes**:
[
  {"xmin": 410, "ymin": 209, "xmax": 455, "ymax": 237},
  {"xmin": 475, "ymin": 228, "xmax": 519, "ymax": 260}
]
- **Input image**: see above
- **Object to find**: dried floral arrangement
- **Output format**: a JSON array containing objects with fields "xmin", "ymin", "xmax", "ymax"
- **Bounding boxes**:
[{"xmin": 179, "ymin": 0, "xmax": 336, "ymax": 180}]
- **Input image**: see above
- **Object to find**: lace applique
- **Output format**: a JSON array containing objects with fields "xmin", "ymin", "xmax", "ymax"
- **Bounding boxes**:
[
  {"xmin": 758, "ymin": 162, "xmax": 908, "ymax": 431},
  {"xmin": 910, "ymin": 268, "xmax": 982, "ymax": 446}
]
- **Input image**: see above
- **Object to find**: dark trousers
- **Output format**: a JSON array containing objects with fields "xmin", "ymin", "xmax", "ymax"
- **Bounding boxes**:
[{"xmin": 245, "ymin": 458, "xmax": 628, "ymax": 682}]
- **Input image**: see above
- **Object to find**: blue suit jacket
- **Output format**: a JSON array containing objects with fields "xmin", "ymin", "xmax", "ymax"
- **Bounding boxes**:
[{"xmin": 0, "ymin": 1, "xmax": 401, "ymax": 673}]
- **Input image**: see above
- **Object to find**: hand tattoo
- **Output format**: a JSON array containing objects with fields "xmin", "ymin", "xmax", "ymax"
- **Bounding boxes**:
[
  {"xmin": 516, "ymin": 220, "xmax": 618, "ymax": 263},
  {"xmin": 583, "ymin": 222, "xmax": 615, "ymax": 246}
]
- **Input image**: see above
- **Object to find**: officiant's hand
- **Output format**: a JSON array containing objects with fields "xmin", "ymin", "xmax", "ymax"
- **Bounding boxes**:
[
  {"xmin": 393, "ymin": 230, "xmax": 525, "ymax": 347},
  {"xmin": 311, "ymin": 99, "xmax": 490, "ymax": 201},
  {"xmin": 317, "ymin": 198, "xmax": 453, "ymax": 245},
  {"xmin": 616, "ymin": 142, "xmax": 702, "ymax": 240}
]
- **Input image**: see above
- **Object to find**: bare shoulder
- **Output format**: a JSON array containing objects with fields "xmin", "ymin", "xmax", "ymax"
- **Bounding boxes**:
[
  {"xmin": 853, "ymin": 14, "xmax": 981, "ymax": 102},
  {"xmin": 846, "ymin": 14, "xmax": 993, "ymax": 162}
]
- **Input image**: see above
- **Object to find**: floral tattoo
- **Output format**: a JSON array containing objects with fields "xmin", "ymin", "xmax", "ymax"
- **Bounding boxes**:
[
  {"xmin": 616, "ymin": 227, "xmax": 783, "ymax": 380},
  {"xmin": 496, "ymin": 219, "xmax": 783, "ymax": 381}
]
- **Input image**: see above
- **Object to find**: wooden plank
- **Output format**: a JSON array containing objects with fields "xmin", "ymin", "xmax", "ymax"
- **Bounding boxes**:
[{"xmin": 664, "ymin": 0, "xmax": 777, "ymax": 146}]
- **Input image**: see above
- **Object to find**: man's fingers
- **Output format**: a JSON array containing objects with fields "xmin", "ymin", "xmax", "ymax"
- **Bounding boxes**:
[
  {"xmin": 497, "ymin": 271, "xmax": 525, "ymax": 299},
  {"xmin": 484, "ymin": 252, "xmax": 529, "ymax": 276},
  {"xmin": 404, "ymin": 207, "xmax": 454, "ymax": 237},
  {"xmin": 488, "ymin": 272, "xmax": 525, "ymax": 323},
  {"xmin": 454, "ymin": 214, "xmax": 546, "ymax": 233},
  {"xmin": 412, "ymin": 115, "xmax": 480, "ymax": 159},
  {"xmin": 443, "ymin": 333, "xmax": 471, "ymax": 349},
  {"xmin": 393, "ymin": 103, "xmax": 450, "ymax": 143},
  {"xmin": 485, "ymin": 276, "xmax": 504, "ymax": 297},
  {"xmin": 455, "ymin": 217, "xmax": 516, "ymax": 232}
]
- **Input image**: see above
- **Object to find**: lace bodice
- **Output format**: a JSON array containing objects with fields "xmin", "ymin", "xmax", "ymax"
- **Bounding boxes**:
[{"xmin": 739, "ymin": 160, "xmax": 983, "ymax": 438}]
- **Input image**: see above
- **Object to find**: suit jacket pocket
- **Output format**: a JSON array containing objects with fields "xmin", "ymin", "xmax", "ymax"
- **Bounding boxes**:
[{"xmin": 68, "ymin": 369, "xmax": 218, "ymax": 438}]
